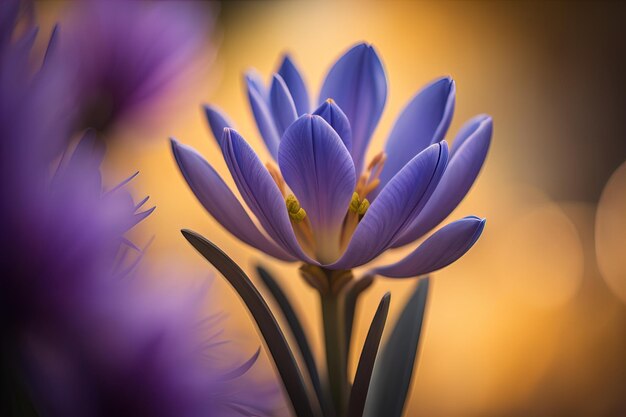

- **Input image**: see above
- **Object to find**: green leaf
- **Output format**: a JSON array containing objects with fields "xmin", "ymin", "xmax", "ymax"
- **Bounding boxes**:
[
  {"xmin": 182, "ymin": 230, "xmax": 318, "ymax": 417},
  {"xmin": 363, "ymin": 277, "xmax": 430, "ymax": 417},
  {"xmin": 256, "ymin": 266, "xmax": 333, "ymax": 417},
  {"xmin": 347, "ymin": 292, "xmax": 390, "ymax": 417}
]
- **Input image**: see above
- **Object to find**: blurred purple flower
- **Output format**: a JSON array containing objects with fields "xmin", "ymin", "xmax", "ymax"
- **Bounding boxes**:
[
  {"xmin": 1, "ymin": 3, "xmax": 278, "ymax": 416},
  {"xmin": 22, "ymin": 274, "xmax": 280, "ymax": 417},
  {"xmin": 59, "ymin": 0, "xmax": 212, "ymax": 133},
  {"xmin": 172, "ymin": 43, "xmax": 491, "ymax": 277}
]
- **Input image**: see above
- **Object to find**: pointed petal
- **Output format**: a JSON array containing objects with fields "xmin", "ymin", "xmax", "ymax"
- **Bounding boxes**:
[
  {"xmin": 279, "ymin": 115, "xmax": 356, "ymax": 263},
  {"xmin": 374, "ymin": 216, "xmax": 485, "ymax": 278},
  {"xmin": 245, "ymin": 72, "xmax": 280, "ymax": 159},
  {"xmin": 278, "ymin": 54, "xmax": 310, "ymax": 115},
  {"xmin": 43, "ymin": 24, "xmax": 60, "ymax": 68},
  {"xmin": 171, "ymin": 139, "xmax": 296, "ymax": 262},
  {"xmin": 270, "ymin": 74, "xmax": 298, "ymax": 137},
  {"xmin": 319, "ymin": 43, "xmax": 387, "ymax": 174},
  {"xmin": 57, "ymin": 129, "xmax": 105, "ymax": 193},
  {"xmin": 313, "ymin": 99, "xmax": 352, "ymax": 153},
  {"xmin": 392, "ymin": 115, "xmax": 492, "ymax": 247},
  {"xmin": 71, "ymin": 128, "xmax": 106, "ymax": 167},
  {"xmin": 375, "ymin": 77, "xmax": 455, "ymax": 198},
  {"xmin": 221, "ymin": 129, "xmax": 314, "ymax": 263},
  {"xmin": 330, "ymin": 142, "xmax": 449, "ymax": 269},
  {"xmin": 246, "ymin": 69, "xmax": 266, "ymax": 96},
  {"xmin": 203, "ymin": 104, "xmax": 233, "ymax": 147}
]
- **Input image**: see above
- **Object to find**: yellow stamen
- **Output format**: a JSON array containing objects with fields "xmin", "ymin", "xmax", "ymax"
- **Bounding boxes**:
[
  {"xmin": 341, "ymin": 152, "xmax": 386, "ymax": 250},
  {"xmin": 349, "ymin": 192, "xmax": 369, "ymax": 215},
  {"xmin": 266, "ymin": 163, "xmax": 286, "ymax": 196},
  {"xmin": 355, "ymin": 151, "xmax": 386, "ymax": 199},
  {"xmin": 285, "ymin": 194, "xmax": 307, "ymax": 222},
  {"xmin": 284, "ymin": 194, "xmax": 316, "ymax": 254},
  {"xmin": 367, "ymin": 151, "xmax": 386, "ymax": 171}
]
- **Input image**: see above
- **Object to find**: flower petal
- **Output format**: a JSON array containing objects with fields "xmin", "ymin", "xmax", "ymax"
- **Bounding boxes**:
[
  {"xmin": 277, "ymin": 54, "xmax": 310, "ymax": 115},
  {"xmin": 330, "ymin": 142, "xmax": 449, "ymax": 269},
  {"xmin": 392, "ymin": 115, "xmax": 492, "ymax": 247},
  {"xmin": 279, "ymin": 115, "xmax": 356, "ymax": 263},
  {"xmin": 375, "ymin": 77, "xmax": 455, "ymax": 199},
  {"xmin": 373, "ymin": 216, "xmax": 485, "ymax": 278},
  {"xmin": 171, "ymin": 139, "xmax": 296, "ymax": 262},
  {"xmin": 221, "ymin": 128, "xmax": 314, "ymax": 263},
  {"xmin": 245, "ymin": 72, "xmax": 280, "ymax": 159},
  {"xmin": 203, "ymin": 104, "xmax": 233, "ymax": 147},
  {"xmin": 269, "ymin": 74, "xmax": 297, "ymax": 138},
  {"xmin": 312, "ymin": 99, "xmax": 352, "ymax": 153},
  {"xmin": 319, "ymin": 43, "xmax": 387, "ymax": 174}
]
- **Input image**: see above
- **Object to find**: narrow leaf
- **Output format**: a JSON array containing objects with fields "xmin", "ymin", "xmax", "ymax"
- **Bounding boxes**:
[
  {"xmin": 344, "ymin": 275, "xmax": 374, "ymax": 355},
  {"xmin": 347, "ymin": 292, "xmax": 391, "ymax": 417},
  {"xmin": 221, "ymin": 348, "xmax": 260, "ymax": 381},
  {"xmin": 256, "ymin": 266, "xmax": 334, "ymax": 417},
  {"xmin": 363, "ymin": 278, "xmax": 430, "ymax": 417},
  {"xmin": 182, "ymin": 230, "xmax": 318, "ymax": 417}
]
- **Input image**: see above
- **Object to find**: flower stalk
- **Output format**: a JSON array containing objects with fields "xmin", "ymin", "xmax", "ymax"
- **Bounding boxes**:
[{"xmin": 320, "ymin": 280, "xmax": 349, "ymax": 415}]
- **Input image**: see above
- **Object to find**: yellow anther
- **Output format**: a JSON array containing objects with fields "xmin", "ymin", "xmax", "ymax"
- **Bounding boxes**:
[
  {"xmin": 349, "ymin": 192, "xmax": 369, "ymax": 215},
  {"xmin": 358, "ymin": 198, "xmax": 370, "ymax": 215},
  {"xmin": 325, "ymin": 98, "xmax": 335, "ymax": 104},
  {"xmin": 286, "ymin": 194, "xmax": 307, "ymax": 223}
]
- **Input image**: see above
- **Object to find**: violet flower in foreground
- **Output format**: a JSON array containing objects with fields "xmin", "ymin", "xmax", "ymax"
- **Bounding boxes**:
[
  {"xmin": 173, "ymin": 42, "xmax": 491, "ymax": 278},
  {"xmin": 172, "ymin": 42, "xmax": 492, "ymax": 417},
  {"xmin": 1, "ymin": 3, "xmax": 277, "ymax": 416}
]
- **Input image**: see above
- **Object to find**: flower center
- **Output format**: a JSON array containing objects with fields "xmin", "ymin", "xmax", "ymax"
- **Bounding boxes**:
[{"xmin": 267, "ymin": 151, "xmax": 386, "ymax": 261}]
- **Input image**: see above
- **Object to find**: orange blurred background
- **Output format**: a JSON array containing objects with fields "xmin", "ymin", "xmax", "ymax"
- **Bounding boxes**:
[{"xmin": 37, "ymin": 1, "xmax": 626, "ymax": 416}]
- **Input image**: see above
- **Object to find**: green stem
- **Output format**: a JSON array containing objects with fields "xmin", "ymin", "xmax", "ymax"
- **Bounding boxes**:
[{"xmin": 321, "ymin": 291, "xmax": 348, "ymax": 416}]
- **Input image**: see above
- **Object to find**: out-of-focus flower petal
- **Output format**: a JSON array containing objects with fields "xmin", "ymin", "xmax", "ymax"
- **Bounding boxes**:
[
  {"xmin": 312, "ymin": 99, "xmax": 352, "ymax": 153},
  {"xmin": 24, "ymin": 275, "xmax": 281, "ymax": 417},
  {"xmin": 279, "ymin": 115, "xmax": 356, "ymax": 263},
  {"xmin": 56, "ymin": 129, "xmax": 105, "ymax": 195},
  {"xmin": 245, "ymin": 72, "xmax": 281, "ymax": 159},
  {"xmin": 330, "ymin": 142, "xmax": 448, "ymax": 269},
  {"xmin": 221, "ymin": 129, "xmax": 314, "ymax": 263},
  {"xmin": 171, "ymin": 139, "xmax": 296, "ymax": 262},
  {"xmin": 373, "ymin": 216, "xmax": 485, "ymax": 278},
  {"xmin": 392, "ymin": 115, "xmax": 492, "ymax": 247},
  {"xmin": 246, "ymin": 69, "xmax": 266, "ymax": 97},
  {"xmin": 375, "ymin": 77, "xmax": 455, "ymax": 198},
  {"xmin": 269, "ymin": 74, "xmax": 297, "ymax": 138},
  {"xmin": 277, "ymin": 54, "xmax": 310, "ymax": 115},
  {"xmin": 60, "ymin": 0, "xmax": 212, "ymax": 133},
  {"xmin": 319, "ymin": 43, "xmax": 387, "ymax": 174},
  {"xmin": 203, "ymin": 104, "xmax": 233, "ymax": 147}
]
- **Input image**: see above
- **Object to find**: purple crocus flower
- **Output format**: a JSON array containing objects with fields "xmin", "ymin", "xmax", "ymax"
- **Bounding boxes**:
[
  {"xmin": 59, "ymin": 0, "xmax": 212, "ymax": 133},
  {"xmin": 172, "ymin": 43, "xmax": 491, "ymax": 277},
  {"xmin": 22, "ymin": 272, "xmax": 280, "ymax": 417},
  {"xmin": 1, "ymin": 4, "xmax": 278, "ymax": 415}
]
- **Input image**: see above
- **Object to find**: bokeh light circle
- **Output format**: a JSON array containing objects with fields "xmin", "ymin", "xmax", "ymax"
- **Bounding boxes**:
[
  {"xmin": 595, "ymin": 160, "xmax": 626, "ymax": 304},
  {"xmin": 495, "ymin": 201, "xmax": 584, "ymax": 308}
]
